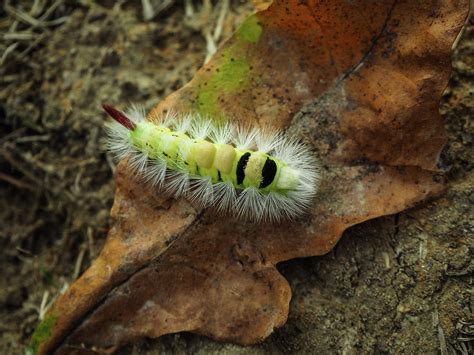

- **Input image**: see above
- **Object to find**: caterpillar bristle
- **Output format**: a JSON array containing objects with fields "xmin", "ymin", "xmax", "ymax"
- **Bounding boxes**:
[
  {"xmin": 126, "ymin": 104, "xmax": 146, "ymax": 121},
  {"xmin": 164, "ymin": 170, "xmax": 189, "ymax": 197},
  {"xmin": 209, "ymin": 121, "xmax": 234, "ymax": 145},
  {"xmin": 190, "ymin": 117, "xmax": 213, "ymax": 140},
  {"xmin": 235, "ymin": 186, "xmax": 264, "ymax": 221},
  {"xmin": 255, "ymin": 127, "xmax": 282, "ymax": 153},
  {"xmin": 128, "ymin": 151, "xmax": 148, "ymax": 175},
  {"xmin": 173, "ymin": 114, "xmax": 192, "ymax": 133},
  {"xmin": 234, "ymin": 125, "xmax": 258, "ymax": 150},
  {"xmin": 213, "ymin": 181, "xmax": 236, "ymax": 213},
  {"xmin": 142, "ymin": 159, "xmax": 166, "ymax": 187},
  {"xmin": 188, "ymin": 177, "xmax": 214, "ymax": 206},
  {"xmin": 103, "ymin": 105, "xmax": 321, "ymax": 222}
]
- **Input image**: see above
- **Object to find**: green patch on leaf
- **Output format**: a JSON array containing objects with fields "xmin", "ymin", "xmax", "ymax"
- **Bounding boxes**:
[
  {"xmin": 197, "ymin": 54, "xmax": 251, "ymax": 117},
  {"xmin": 26, "ymin": 315, "xmax": 58, "ymax": 355},
  {"xmin": 195, "ymin": 14, "xmax": 262, "ymax": 117},
  {"xmin": 236, "ymin": 15, "xmax": 263, "ymax": 43}
]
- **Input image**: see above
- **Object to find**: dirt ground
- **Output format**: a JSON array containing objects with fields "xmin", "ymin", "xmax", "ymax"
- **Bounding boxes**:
[{"xmin": 0, "ymin": 1, "xmax": 472, "ymax": 354}]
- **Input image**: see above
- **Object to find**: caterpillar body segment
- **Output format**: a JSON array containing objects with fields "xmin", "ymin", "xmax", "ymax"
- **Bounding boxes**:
[{"xmin": 104, "ymin": 105, "xmax": 320, "ymax": 222}]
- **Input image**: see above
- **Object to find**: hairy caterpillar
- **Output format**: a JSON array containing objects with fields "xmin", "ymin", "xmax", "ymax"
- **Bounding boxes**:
[{"xmin": 103, "ymin": 105, "xmax": 320, "ymax": 222}]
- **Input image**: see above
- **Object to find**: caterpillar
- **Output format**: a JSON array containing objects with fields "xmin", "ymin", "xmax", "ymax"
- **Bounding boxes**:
[{"xmin": 103, "ymin": 104, "xmax": 321, "ymax": 222}]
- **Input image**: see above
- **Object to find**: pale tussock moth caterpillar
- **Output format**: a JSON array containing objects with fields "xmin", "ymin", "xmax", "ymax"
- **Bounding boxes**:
[{"xmin": 103, "ymin": 104, "xmax": 321, "ymax": 222}]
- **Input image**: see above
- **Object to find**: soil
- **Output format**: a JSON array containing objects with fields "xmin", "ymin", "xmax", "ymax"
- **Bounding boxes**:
[{"xmin": 1, "ymin": 1, "xmax": 472, "ymax": 354}]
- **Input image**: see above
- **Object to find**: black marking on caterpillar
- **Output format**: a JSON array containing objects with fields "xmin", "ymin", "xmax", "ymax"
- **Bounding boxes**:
[
  {"xmin": 236, "ymin": 152, "xmax": 251, "ymax": 185},
  {"xmin": 260, "ymin": 158, "xmax": 277, "ymax": 189}
]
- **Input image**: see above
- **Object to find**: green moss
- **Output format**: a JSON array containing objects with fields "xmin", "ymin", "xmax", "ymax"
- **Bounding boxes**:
[
  {"xmin": 26, "ymin": 315, "xmax": 58, "ymax": 354},
  {"xmin": 236, "ymin": 15, "xmax": 263, "ymax": 43}
]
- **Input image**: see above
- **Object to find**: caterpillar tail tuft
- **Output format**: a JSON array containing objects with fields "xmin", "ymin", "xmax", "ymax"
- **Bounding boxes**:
[{"xmin": 103, "ymin": 104, "xmax": 321, "ymax": 222}]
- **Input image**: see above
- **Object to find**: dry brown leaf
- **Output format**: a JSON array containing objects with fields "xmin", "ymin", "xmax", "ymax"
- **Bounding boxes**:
[{"xmin": 31, "ymin": 0, "xmax": 469, "ymax": 353}]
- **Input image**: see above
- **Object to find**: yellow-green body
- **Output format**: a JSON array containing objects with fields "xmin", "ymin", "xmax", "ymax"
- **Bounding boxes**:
[{"xmin": 130, "ymin": 122, "xmax": 297, "ymax": 193}]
